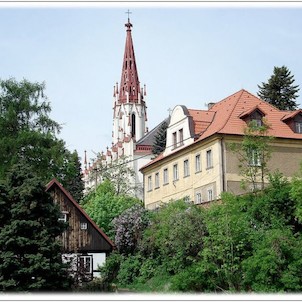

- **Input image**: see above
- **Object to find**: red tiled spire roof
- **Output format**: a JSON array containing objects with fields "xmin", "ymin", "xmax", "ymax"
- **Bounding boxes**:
[{"xmin": 118, "ymin": 17, "xmax": 141, "ymax": 104}]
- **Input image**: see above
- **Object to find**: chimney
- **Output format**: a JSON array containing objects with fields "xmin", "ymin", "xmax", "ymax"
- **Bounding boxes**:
[{"xmin": 208, "ymin": 102, "xmax": 215, "ymax": 110}]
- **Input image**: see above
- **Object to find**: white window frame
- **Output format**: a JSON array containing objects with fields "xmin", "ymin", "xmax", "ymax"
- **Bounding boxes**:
[
  {"xmin": 195, "ymin": 192, "xmax": 202, "ymax": 204},
  {"xmin": 80, "ymin": 222, "xmax": 88, "ymax": 230},
  {"xmin": 58, "ymin": 211, "xmax": 68, "ymax": 223},
  {"xmin": 207, "ymin": 188, "xmax": 213, "ymax": 202},
  {"xmin": 248, "ymin": 149, "xmax": 261, "ymax": 167},
  {"xmin": 163, "ymin": 168, "xmax": 169, "ymax": 185},
  {"xmin": 173, "ymin": 164, "xmax": 179, "ymax": 181},
  {"xmin": 183, "ymin": 159, "xmax": 190, "ymax": 177},
  {"xmin": 147, "ymin": 175, "xmax": 152, "ymax": 191},
  {"xmin": 179, "ymin": 128, "xmax": 184, "ymax": 146},
  {"xmin": 195, "ymin": 154, "xmax": 201, "ymax": 173},
  {"xmin": 78, "ymin": 255, "xmax": 93, "ymax": 274},
  {"xmin": 295, "ymin": 122, "xmax": 302, "ymax": 133},
  {"xmin": 155, "ymin": 172, "xmax": 160, "ymax": 189},
  {"xmin": 172, "ymin": 132, "xmax": 177, "ymax": 149},
  {"xmin": 206, "ymin": 149, "xmax": 213, "ymax": 169}
]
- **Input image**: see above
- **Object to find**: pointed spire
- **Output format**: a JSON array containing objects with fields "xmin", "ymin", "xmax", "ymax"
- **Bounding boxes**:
[{"xmin": 118, "ymin": 13, "xmax": 140, "ymax": 104}]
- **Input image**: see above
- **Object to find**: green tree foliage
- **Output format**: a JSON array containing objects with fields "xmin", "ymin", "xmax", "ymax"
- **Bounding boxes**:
[
  {"xmin": 152, "ymin": 119, "xmax": 169, "ymax": 156},
  {"xmin": 100, "ymin": 172, "xmax": 302, "ymax": 293},
  {"xmin": 81, "ymin": 179, "xmax": 141, "ymax": 240},
  {"xmin": 257, "ymin": 66, "xmax": 299, "ymax": 110},
  {"xmin": 230, "ymin": 120, "xmax": 273, "ymax": 191},
  {"xmin": 64, "ymin": 150, "xmax": 84, "ymax": 202},
  {"xmin": 0, "ymin": 78, "xmax": 84, "ymax": 197},
  {"xmin": 0, "ymin": 162, "xmax": 72, "ymax": 291}
]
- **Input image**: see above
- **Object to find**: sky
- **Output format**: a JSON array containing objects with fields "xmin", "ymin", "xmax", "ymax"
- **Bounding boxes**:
[{"xmin": 1, "ymin": 2, "xmax": 302, "ymax": 166}]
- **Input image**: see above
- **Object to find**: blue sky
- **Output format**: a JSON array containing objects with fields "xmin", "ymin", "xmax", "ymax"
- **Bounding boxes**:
[{"xmin": 1, "ymin": 3, "xmax": 302, "ymax": 165}]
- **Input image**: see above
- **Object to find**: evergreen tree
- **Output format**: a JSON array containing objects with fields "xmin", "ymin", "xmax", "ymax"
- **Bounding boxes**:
[
  {"xmin": 0, "ymin": 162, "xmax": 72, "ymax": 291},
  {"xmin": 63, "ymin": 150, "xmax": 84, "ymax": 202},
  {"xmin": 152, "ymin": 120, "xmax": 168, "ymax": 155},
  {"xmin": 257, "ymin": 66, "xmax": 299, "ymax": 110}
]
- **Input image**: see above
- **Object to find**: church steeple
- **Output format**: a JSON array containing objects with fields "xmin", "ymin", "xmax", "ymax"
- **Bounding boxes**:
[
  {"xmin": 118, "ymin": 15, "xmax": 141, "ymax": 103},
  {"xmin": 112, "ymin": 14, "xmax": 148, "ymax": 145}
]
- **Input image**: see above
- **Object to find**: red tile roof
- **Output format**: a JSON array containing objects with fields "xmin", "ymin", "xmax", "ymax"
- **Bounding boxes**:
[
  {"xmin": 141, "ymin": 89, "xmax": 302, "ymax": 171},
  {"xmin": 197, "ymin": 89, "xmax": 302, "ymax": 141}
]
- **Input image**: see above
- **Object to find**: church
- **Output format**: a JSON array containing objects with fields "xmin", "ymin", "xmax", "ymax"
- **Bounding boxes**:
[{"xmin": 83, "ymin": 16, "xmax": 165, "ymax": 200}]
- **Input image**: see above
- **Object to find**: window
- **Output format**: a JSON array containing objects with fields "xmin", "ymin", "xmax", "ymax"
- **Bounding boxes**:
[
  {"xmin": 248, "ymin": 149, "xmax": 261, "ymax": 166},
  {"xmin": 173, "ymin": 164, "xmax": 179, "ymax": 181},
  {"xmin": 155, "ymin": 172, "xmax": 160, "ymax": 188},
  {"xmin": 206, "ymin": 150, "xmax": 213, "ymax": 169},
  {"xmin": 184, "ymin": 196, "xmax": 190, "ymax": 204},
  {"xmin": 163, "ymin": 168, "xmax": 169, "ymax": 185},
  {"xmin": 78, "ymin": 255, "xmax": 93, "ymax": 274},
  {"xmin": 58, "ymin": 211, "xmax": 68, "ymax": 223},
  {"xmin": 172, "ymin": 132, "xmax": 177, "ymax": 149},
  {"xmin": 253, "ymin": 118, "xmax": 262, "ymax": 127},
  {"xmin": 179, "ymin": 129, "xmax": 184, "ymax": 146},
  {"xmin": 147, "ymin": 176, "xmax": 152, "ymax": 191},
  {"xmin": 195, "ymin": 192, "xmax": 202, "ymax": 204},
  {"xmin": 183, "ymin": 159, "xmax": 190, "ymax": 177},
  {"xmin": 80, "ymin": 222, "xmax": 88, "ymax": 230},
  {"xmin": 195, "ymin": 154, "xmax": 201, "ymax": 172},
  {"xmin": 295, "ymin": 122, "xmax": 302, "ymax": 133},
  {"xmin": 207, "ymin": 189, "xmax": 213, "ymax": 202}
]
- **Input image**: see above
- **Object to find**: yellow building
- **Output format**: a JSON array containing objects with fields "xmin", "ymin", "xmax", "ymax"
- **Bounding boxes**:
[{"xmin": 141, "ymin": 89, "xmax": 302, "ymax": 210}]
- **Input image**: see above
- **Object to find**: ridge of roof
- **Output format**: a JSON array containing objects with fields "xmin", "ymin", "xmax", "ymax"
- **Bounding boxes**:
[
  {"xmin": 46, "ymin": 178, "xmax": 115, "ymax": 249},
  {"xmin": 136, "ymin": 116, "xmax": 170, "ymax": 146}
]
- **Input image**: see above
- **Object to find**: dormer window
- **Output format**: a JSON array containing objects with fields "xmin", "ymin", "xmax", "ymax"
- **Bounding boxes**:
[
  {"xmin": 296, "ymin": 122, "xmax": 302, "ymax": 134},
  {"xmin": 282, "ymin": 111, "xmax": 302, "ymax": 134},
  {"xmin": 239, "ymin": 107, "xmax": 265, "ymax": 127}
]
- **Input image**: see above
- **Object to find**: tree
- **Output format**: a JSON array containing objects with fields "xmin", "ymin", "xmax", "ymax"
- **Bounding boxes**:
[
  {"xmin": 0, "ymin": 162, "xmax": 72, "ymax": 291},
  {"xmin": 152, "ymin": 119, "xmax": 168, "ymax": 155},
  {"xmin": 81, "ymin": 179, "xmax": 141, "ymax": 239},
  {"xmin": 0, "ymin": 78, "xmax": 82, "ymax": 197},
  {"xmin": 230, "ymin": 120, "xmax": 273, "ymax": 191},
  {"xmin": 63, "ymin": 150, "xmax": 84, "ymax": 203},
  {"xmin": 257, "ymin": 66, "xmax": 299, "ymax": 110}
]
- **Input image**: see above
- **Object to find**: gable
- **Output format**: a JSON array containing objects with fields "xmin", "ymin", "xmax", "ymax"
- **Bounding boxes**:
[{"xmin": 46, "ymin": 179, "xmax": 114, "ymax": 253}]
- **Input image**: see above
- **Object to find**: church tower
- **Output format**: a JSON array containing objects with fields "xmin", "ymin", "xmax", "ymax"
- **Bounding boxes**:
[{"xmin": 112, "ymin": 16, "xmax": 148, "ymax": 146}]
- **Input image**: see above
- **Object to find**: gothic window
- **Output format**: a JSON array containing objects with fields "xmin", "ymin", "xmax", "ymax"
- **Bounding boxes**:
[{"xmin": 131, "ymin": 113, "xmax": 136, "ymax": 138}]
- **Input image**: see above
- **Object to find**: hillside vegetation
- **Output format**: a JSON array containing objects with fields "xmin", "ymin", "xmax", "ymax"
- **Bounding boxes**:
[{"xmin": 98, "ymin": 169, "xmax": 302, "ymax": 293}]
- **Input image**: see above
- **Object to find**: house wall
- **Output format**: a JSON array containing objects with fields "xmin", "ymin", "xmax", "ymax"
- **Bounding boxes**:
[
  {"xmin": 224, "ymin": 136, "xmax": 302, "ymax": 195},
  {"xmin": 143, "ymin": 137, "xmax": 223, "ymax": 209},
  {"xmin": 51, "ymin": 187, "xmax": 112, "ymax": 253},
  {"xmin": 143, "ymin": 135, "xmax": 302, "ymax": 208}
]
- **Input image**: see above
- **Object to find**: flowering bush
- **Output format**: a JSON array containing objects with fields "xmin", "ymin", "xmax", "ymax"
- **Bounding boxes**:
[{"xmin": 113, "ymin": 204, "xmax": 150, "ymax": 254}]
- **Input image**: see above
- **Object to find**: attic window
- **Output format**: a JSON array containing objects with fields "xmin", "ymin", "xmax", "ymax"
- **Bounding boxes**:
[
  {"xmin": 80, "ymin": 222, "xmax": 88, "ymax": 230},
  {"xmin": 250, "ymin": 110, "xmax": 263, "ymax": 127},
  {"xmin": 58, "ymin": 211, "xmax": 68, "ymax": 223},
  {"xmin": 296, "ymin": 122, "xmax": 302, "ymax": 134}
]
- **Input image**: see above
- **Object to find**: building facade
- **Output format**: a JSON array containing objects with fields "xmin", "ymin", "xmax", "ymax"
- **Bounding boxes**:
[
  {"xmin": 141, "ymin": 89, "xmax": 302, "ymax": 210},
  {"xmin": 46, "ymin": 179, "xmax": 114, "ymax": 280}
]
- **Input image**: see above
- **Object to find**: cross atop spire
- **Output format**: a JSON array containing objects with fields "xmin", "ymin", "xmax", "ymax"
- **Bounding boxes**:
[{"xmin": 125, "ymin": 10, "xmax": 133, "ymax": 30}]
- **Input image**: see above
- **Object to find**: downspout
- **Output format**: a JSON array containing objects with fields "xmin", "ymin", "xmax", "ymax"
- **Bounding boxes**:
[{"xmin": 220, "ymin": 137, "xmax": 226, "ymax": 192}]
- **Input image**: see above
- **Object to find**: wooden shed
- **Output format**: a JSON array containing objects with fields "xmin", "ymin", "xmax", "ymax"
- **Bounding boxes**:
[{"xmin": 46, "ymin": 178, "xmax": 114, "ymax": 281}]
